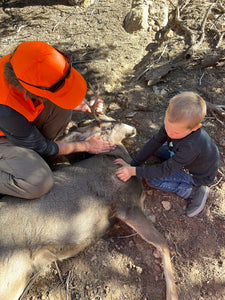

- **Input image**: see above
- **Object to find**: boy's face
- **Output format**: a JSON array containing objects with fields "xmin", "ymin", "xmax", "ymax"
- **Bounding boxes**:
[{"xmin": 164, "ymin": 115, "xmax": 200, "ymax": 139}]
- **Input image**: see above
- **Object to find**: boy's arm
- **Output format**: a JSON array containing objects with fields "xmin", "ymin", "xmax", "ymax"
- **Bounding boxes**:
[
  {"xmin": 135, "ymin": 140, "xmax": 199, "ymax": 180},
  {"xmin": 131, "ymin": 125, "xmax": 167, "ymax": 166}
]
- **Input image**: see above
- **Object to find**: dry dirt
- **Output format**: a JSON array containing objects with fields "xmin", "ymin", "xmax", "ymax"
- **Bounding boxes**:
[{"xmin": 0, "ymin": 0, "xmax": 225, "ymax": 300}]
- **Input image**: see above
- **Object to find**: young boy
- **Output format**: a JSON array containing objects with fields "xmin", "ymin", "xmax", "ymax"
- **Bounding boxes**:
[{"xmin": 114, "ymin": 92, "xmax": 220, "ymax": 217}]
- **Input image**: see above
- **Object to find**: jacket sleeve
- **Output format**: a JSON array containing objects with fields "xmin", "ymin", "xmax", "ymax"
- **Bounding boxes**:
[
  {"xmin": 131, "ymin": 125, "xmax": 167, "ymax": 166},
  {"xmin": 135, "ymin": 139, "xmax": 200, "ymax": 179},
  {"xmin": 0, "ymin": 104, "xmax": 59, "ymax": 158}
]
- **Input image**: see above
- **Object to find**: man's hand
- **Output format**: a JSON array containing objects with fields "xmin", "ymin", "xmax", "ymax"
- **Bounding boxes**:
[
  {"xmin": 73, "ymin": 99, "xmax": 104, "ymax": 114},
  {"xmin": 56, "ymin": 135, "xmax": 116, "ymax": 156},
  {"xmin": 85, "ymin": 136, "xmax": 116, "ymax": 154},
  {"xmin": 114, "ymin": 158, "xmax": 136, "ymax": 182}
]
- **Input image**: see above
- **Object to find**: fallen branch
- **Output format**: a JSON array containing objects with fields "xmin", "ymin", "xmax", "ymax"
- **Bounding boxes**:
[
  {"xmin": 200, "ymin": 49, "xmax": 225, "ymax": 68},
  {"xmin": 136, "ymin": 45, "xmax": 168, "ymax": 81},
  {"xmin": 216, "ymin": 30, "xmax": 225, "ymax": 48},
  {"xmin": 66, "ymin": 270, "xmax": 71, "ymax": 300},
  {"xmin": 210, "ymin": 169, "xmax": 225, "ymax": 188},
  {"xmin": 54, "ymin": 261, "xmax": 64, "ymax": 284},
  {"xmin": 144, "ymin": 59, "xmax": 188, "ymax": 86},
  {"xmin": 209, "ymin": 110, "xmax": 224, "ymax": 126},
  {"xmin": 174, "ymin": 4, "xmax": 195, "ymax": 45},
  {"xmin": 206, "ymin": 101, "xmax": 225, "ymax": 126},
  {"xmin": 183, "ymin": 2, "xmax": 216, "ymax": 58},
  {"xmin": 198, "ymin": 2, "xmax": 216, "ymax": 45},
  {"xmin": 161, "ymin": 1, "xmax": 220, "ymax": 58},
  {"xmin": 142, "ymin": 48, "xmax": 225, "ymax": 86}
]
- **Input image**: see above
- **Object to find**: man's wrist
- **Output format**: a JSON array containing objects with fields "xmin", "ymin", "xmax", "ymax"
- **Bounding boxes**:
[
  {"xmin": 82, "ymin": 140, "xmax": 89, "ymax": 152},
  {"xmin": 56, "ymin": 140, "xmax": 88, "ymax": 155},
  {"xmin": 72, "ymin": 140, "xmax": 89, "ymax": 153}
]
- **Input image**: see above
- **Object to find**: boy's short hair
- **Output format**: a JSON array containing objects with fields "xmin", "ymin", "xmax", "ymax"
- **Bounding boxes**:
[{"xmin": 166, "ymin": 92, "xmax": 207, "ymax": 129}]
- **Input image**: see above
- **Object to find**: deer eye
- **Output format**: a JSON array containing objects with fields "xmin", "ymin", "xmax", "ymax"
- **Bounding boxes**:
[{"xmin": 101, "ymin": 125, "xmax": 113, "ymax": 131}]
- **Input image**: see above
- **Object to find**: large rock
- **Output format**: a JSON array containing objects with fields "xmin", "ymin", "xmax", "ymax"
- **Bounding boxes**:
[
  {"xmin": 124, "ymin": 0, "xmax": 150, "ymax": 33},
  {"xmin": 124, "ymin": 0, "xmax": 168, "ymax": 33},
  {"xmin": 67, "ymin": 0, "xmax": 95, "ymax": 7}
]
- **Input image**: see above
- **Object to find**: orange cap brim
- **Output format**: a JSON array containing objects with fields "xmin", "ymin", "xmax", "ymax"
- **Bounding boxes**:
[{"xmin": 19, "ymin": 67, "xmax": 87, "ymax": 110}]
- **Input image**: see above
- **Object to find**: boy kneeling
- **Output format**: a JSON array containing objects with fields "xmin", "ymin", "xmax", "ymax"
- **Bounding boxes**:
[{"xmin": 115, "ymin": 92, "xmax": 220, "ymax": 217}]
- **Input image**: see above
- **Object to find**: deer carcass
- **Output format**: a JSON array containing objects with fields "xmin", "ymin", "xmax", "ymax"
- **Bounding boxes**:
[{"xmin": 0, "ymin": 117, "xmax": 178, "ymax": 300}]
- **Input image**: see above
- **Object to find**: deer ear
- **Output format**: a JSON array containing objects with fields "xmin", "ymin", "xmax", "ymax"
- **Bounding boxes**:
[
  {"xmin": 63, "ymin": 131, "xmax": 90, "ymax": 142},
  {"xmin": 32, "ymin": 248, "xmax": 60, "ymax": 273}
]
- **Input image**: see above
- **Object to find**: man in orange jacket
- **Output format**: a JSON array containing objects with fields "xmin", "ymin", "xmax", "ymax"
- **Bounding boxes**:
[{"xmin": 0, "ymin": 41, "xmax": 115, "ymax": 199}]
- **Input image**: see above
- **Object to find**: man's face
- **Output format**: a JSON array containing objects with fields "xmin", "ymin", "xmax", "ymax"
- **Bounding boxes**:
[{"xmin": 164, "ymin": 115, "xmax": 193, "ymax": 139}]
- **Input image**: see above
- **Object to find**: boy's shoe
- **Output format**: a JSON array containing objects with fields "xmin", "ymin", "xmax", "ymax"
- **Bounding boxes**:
[{"xmin": 186, "ymin": 185, "xmax": 209, "ymax": 217}]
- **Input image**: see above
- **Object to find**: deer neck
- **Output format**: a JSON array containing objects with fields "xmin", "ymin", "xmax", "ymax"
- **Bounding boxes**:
[{"xmin": 105, "ymin": 144, "xmax": 132, "ymax": 163}]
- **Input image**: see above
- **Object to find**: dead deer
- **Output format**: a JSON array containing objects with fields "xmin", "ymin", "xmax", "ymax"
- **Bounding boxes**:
[{"xmin": 0, "ymin": 115, "xmax": 178, "ymax": 300}]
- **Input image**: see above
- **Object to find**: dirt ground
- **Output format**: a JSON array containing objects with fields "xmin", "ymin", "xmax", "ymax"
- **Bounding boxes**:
[{"xmin": 0, "ymin": 0, "xmax": 225, "ymax": 299}]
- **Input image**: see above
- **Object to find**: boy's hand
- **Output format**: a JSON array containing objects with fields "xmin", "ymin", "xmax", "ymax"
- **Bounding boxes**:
[{"xmin": 114, "ymin": 158, "xmax": 136, "ymax": 182}]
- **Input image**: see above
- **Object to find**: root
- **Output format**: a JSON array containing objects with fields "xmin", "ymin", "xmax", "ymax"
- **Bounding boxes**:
[{"xmin": 206, "ymin": 101, "xmax": 225, "ymax": 126}]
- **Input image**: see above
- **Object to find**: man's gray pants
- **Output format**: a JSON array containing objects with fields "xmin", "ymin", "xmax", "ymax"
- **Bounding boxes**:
[{"xmin": 0, "ymin": 100, "xmax": 72, "ymax": 199}]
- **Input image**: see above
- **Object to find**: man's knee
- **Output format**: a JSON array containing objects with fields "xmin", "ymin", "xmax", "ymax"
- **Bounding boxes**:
[
  {"xmin": 25, "ymin": 171, "xmax": 54, "ymax": 199},
  {"xmin": 0, "ymin": 144, "xmax": 55, "ymax": 199}
]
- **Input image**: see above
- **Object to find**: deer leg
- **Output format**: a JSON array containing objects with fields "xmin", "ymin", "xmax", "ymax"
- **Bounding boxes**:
[{"xmin": 117, "ymin": 207, "xmax": 178, "ymax": 300}]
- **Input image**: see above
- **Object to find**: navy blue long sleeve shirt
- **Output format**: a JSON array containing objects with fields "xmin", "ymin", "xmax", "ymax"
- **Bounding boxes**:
[
  {"xmin": 131, "ymin": 125, "xmax": 220, "ymax": 186},
  {"xmin": 0, "ymin": 104, "xmax": 59, "ymax": 159}
]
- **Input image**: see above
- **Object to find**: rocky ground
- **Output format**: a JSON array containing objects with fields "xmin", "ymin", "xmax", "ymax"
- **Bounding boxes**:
[{"xmin": 0, "ymin": 0, "xmax": 224, "ymax": 299}]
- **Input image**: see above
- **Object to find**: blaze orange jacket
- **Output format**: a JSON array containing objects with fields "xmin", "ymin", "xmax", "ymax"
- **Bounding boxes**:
[{"xmin": 0, "ymin": 54, "xmax": 44, "ymax": 136}]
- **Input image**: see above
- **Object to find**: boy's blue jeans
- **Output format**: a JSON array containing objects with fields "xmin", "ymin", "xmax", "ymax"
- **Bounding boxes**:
[{"xmin": 145, "ymin": 143, "xmax": 195, "ymax": 199}]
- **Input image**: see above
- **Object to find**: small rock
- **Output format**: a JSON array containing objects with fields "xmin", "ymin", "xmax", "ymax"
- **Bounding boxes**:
[
  {"xmin": 208, "ymin": 13, "xmax": 214, "ymax": 20},
  {"xmin": 220, "ymin": 138, "xmax": 225, "ymax": 146},
  {"xmin": 126, "ymin": 111, "xmax": 137, "ymax": 118},
  {"xmin": 153, "ymin": 249, "xmax": 161, "ymax": 258},
  {"xmin": 152, "ymin": 25, "xmax": 160, "ymax": 32},
  {"xmin": 108, "ymin": 102, "xmax": 120, "ymax": 112},
  {"xmin": 129, "ymin": 240, "xmax": 134, "ymax": 247},
  {"xmin": 161, "ymin": 200, "xmax": 172, "ymax": 211},
  {"xmin": 148, "ymin": 214, "xmax": 156, "ymax": 223},
  {"xmin": 152, "ymin": 86, "xmax": 160, "ymax": 94},
  {"xmin": 102, "ymin": 260, "xmax": 108, "ymax": 267},
  {"xmin": 104, "ymin": 286, "xmax": 110, "ymax": 295},
  {"xmin": 91, "ymin": 254, "xmax": 97, "ymax": 261},
  {"xmin": 160, "ymin": 88, "xmax": 167, "ymax": 95},
  {"xmin": 164, "ymin": 29, "xmax": 175, "ymax": 39},
  {"xmin": 216, "ymin": 23, "xmax": 223, "ymax": 30},
  {"xmin": 146, "ymin": 189, "xmax": 154, "ymax": 196},
  {"xmin": 136, "ymin": 265, "xmax": 143, "ymax": 274}
]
